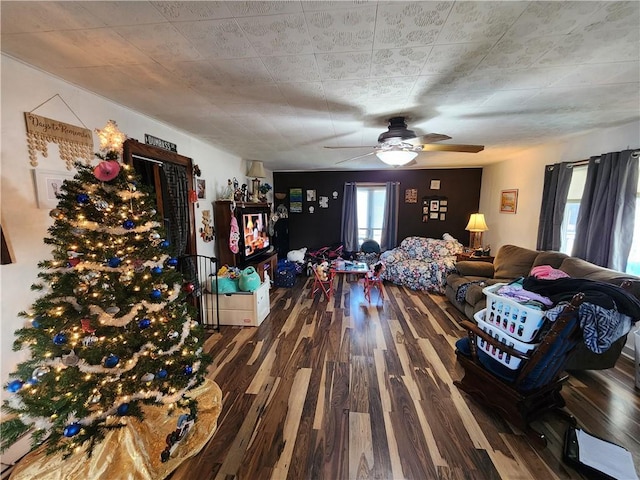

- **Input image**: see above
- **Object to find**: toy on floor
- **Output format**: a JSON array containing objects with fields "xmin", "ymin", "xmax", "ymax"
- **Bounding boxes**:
[
  {"xmin": 369, "ymin": 260, "xmax": 385, "ymax": 278},
  {"xmin": 365, "ymin": 261, "xmax": 385, "ymax": 304},
  {"xmin": 316, "ymin": 261, "xmax": 329, "ymax": 281},
  {"xmin": 287, "ymin": 247, "xmax": 307, "ymax": 263}
]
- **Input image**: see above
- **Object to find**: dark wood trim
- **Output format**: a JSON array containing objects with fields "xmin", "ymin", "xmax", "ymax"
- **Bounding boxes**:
[
  {"xmin": 1, "ymin": 224, "xmax": 13, "ymax": 264},
  {"xmin": 123, "ymin": 139, "xmax": 197, "ymax": 256}
]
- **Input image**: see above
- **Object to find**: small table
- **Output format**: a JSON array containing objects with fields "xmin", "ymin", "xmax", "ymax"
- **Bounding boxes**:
[
  {"xmin": 311, "ymin": 262, "xmax": 374, "ymax": 301},
  {"xmin": 456, "ymin": 252, "xmax": 494, "ymax": 263},
  {"xmin": 331, "ymin": 261, "xmax": 370, "ymax": 277},
  {"xmin": 332, "ymin": 262, "xmax": 376, "ymax": 302}
]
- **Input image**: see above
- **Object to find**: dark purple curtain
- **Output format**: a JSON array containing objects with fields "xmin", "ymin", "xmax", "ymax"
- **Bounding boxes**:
[
  {"xmin": 572, "ymin": 150, "xmax": 638, "ymax": 271},
  {"xmin": 536, "ymin": 162, "xmax": 573, "ymax": 251},
  {"xmin": 381, "ymin": 182, "xmax": 399, "ymax": 251},
  {"xmin": 340, "ymin": 182, "xmax": 358, "ymax": 253}
]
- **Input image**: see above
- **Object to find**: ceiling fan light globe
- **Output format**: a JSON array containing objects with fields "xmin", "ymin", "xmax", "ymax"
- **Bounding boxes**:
[{"xmin": 376, "ymin": 150, "xmax": 418, "ymax": 166}]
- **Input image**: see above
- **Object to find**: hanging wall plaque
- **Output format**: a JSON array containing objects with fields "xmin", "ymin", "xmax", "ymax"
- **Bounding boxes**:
[{"xmin": 24, "ymin": 113, "xmax": 93, "ymax": 169}]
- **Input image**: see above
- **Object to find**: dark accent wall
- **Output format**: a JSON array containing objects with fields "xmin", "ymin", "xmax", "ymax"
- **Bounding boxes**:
[{"xmin": 273, "ymin": 168, "xmax": 482, "ymax": 251}]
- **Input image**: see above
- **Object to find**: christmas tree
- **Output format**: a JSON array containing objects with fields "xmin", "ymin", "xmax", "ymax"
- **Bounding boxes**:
[{"xmin": 1, "ymin": 122, "xmax": 211, "ymax": 461}]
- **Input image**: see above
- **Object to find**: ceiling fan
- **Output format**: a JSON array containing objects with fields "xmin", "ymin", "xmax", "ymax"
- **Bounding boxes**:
[{"xmin": 325, "ymin": 116, "xmax": 484, "ymax": 166}]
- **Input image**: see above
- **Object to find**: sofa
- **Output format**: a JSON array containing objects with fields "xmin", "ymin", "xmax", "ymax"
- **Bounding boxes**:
[
  {"xmin": 380, "ymin": 235, "xmax": 463, "ymax": 293},
  {"xmin": 445, "ymin": 244, "xmax": 640, "ymax": 369}
]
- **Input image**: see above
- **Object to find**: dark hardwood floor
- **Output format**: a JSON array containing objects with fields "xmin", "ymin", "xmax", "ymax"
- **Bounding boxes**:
[{"xmin": 171, "ymin": 275, "xmax": 640, "ymax": 480}]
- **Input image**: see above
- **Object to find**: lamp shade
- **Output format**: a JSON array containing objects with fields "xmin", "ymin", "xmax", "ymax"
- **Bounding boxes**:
[
  {"xmin": 465, "ymin": 213, "xmax": 488, "ymax": 232},
  {"xmin": 247, "ymin": 161, "xmax": 266, "ymax": 178},
  {"xmin": 375, "ymin": 150, "xmax": 418, "ymax": 166}
]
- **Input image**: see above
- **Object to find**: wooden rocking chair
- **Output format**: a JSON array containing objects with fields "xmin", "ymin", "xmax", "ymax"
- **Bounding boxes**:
[{"xmin": 454, "ymin": 292, "xmax": 586, "ymax": 447}]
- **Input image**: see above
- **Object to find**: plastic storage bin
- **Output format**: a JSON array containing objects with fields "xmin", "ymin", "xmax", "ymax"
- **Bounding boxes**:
[
  {"xmin": 482, "ymin": 283, "xmax": 547, "ymax": 342},
  {"xmin": 474, "ymin": 309, "xmax": 539, "ymax": 369}
]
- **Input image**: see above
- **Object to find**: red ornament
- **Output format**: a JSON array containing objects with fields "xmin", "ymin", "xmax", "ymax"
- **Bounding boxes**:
[
  {"xmin": 81, "ymin": 318, "xmax": 96, "ymax": 334},
  {"xmin": 183, "ymin": 283, "xmax": 195, "ymax": 294},
  {"xmin": 68, "ymin": 257, "xmax": 81, "ymax": 267},
  {"xmin": 93, "ymin": 160, "xmax": 121, "ymax": 181}
]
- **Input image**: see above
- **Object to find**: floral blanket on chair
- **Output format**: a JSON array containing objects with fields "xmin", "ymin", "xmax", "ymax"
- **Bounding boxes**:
[{"xmin": 380, "ymin": 235, "xmax": 463, "ymax": 293}]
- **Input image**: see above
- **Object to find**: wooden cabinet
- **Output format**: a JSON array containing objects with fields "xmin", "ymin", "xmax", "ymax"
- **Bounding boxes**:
[
  {"xmin": 207, "ymin": 280, "xmax": 270, "ymax": 327},
  {"xmin": 251, "ymin": 251, "xmax": 278, "ymax": 282},
  {"xmin": 213, "ymin": 200, "xmax": 275, "ymax": 281},
  {"xmin": 213, "ymin": 200, "xmax": 242, "ymax": 268}
]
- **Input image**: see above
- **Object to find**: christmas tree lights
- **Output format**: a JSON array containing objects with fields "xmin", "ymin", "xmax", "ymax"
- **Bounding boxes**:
[{"xmin": 1, "ymin": 124, "xmax": 211, "ymax": 460}]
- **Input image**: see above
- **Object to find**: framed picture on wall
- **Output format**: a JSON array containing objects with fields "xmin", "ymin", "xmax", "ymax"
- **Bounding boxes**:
[
  {"xmin": 34, "ymin": 169, "xmax": 75, "ymax": 209},
  {"xmin": 290, "ymin": 188, "xmax": 303, "ymax": 213},
  {"xmin": 500, "ymin": 189, "xmax": 518, "ymax": 213},
  {"xmin": 196, "ymin": 179, "xmax": 206, "ymax": 198},
  {"xmin": 306, "ymin": 189, "xmax": 316, "ymax": 202}
]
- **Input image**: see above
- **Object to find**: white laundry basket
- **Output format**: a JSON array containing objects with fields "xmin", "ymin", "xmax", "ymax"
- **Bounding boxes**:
[
  {"xmin": 474, "ymin": 309, "xmax": 540, "ymax": 370},
  {"xmin": 482, "ymin": 283, "xmax": 548, "ymax": 342}
]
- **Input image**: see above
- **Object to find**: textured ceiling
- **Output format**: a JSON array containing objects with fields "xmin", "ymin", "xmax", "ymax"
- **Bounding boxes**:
[{"xmin": 2, "ymin": 1, "xmax": 639, "ymax": 171}]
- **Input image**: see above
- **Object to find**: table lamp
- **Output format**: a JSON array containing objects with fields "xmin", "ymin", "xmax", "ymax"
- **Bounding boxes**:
[
  {"xmin": 465, "ymin": 213, "xmax": 488, "ymax": 250},
  {"xmin": 247, "ymin": 161, "xmax": 266, "ymax": 202}
]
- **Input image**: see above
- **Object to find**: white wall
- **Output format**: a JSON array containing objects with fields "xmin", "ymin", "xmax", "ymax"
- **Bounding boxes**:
[
  {"xmin": 0, "ymin": 55, "xmax": 272, "ymax": 465},
  {"xmin": 479, "ymin": 121, "xmax": 640, "ymax": 251}
]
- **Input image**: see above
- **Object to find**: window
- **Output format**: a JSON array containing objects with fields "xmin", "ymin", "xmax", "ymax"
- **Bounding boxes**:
[
  {"xmin": 560, "ymin": 160, "xmax": 640, "ymax": 275},
  {"xmin": 356, "ymin": 185, "xmax": 386, "ymax": 248},
  {"xmin": 628, "ymin": 192, "xmax": 640, "ymax": 275},
  {"xmin": 560, "ymin": 165, "xmax": 587, "ymax": 255}
]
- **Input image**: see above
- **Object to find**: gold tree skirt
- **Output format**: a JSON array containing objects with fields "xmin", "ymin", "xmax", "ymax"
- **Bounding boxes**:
[{"xmin": 10, "ymin": 379, "xmax": 222, "ymax": 480}]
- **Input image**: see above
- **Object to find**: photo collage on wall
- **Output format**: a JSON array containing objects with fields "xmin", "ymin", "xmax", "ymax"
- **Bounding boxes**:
[
  {"xmin": 290, "ymin": 188, "xmax": 334, "ymax": 214},
  {"xmin": 422, "ymin": 196, "xmax": 448, "ymax": 222}
]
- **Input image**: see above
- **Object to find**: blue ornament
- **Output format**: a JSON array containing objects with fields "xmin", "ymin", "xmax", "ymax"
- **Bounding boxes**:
[
  {"xmin": 108, "ymin": 257, "xmax": 122, "ymax": 268},
  {"xmin": 76, "ymin": 193, "xmax": 90, "ymax": 204},
  {"xmin": 32, "ymin": 316, "xmax": 43, "ymax": 328},
  {"xmin": 53, "ymin": 333, "xmax": 67, "ymax": 345},
  {"xmin": 157, "ymin": 369, "xmax": 168, "ymax": 379},
  {"xmin": 104, "ymin": 354, "xmax": 120, "ymax": 368},
  {"xmin": 160, "ymin": 240, "xmax": 170, "ymax": 249},
  {"xmin": 27, "ymin": 377, "xmax": 38, "ymax": 386},
  {"xmin": 177, "ymin": 414, "xmax": 190, "ymax": 427},
  {"xmin": 63, "ymin": 423, "xmax": 81, "ymax": 437},
  {"xmin": 123, "ymin": 220, "xmax": 135, "ymax": 230},
  {"xmin": 138, "ymin": 318, "xmax": 151, "ymax": 329},
  {"xmin": 117, "ymin": 403, "xmax": 129, "ymax": 415},
  {"xmin": 167, "ymin": 258, "xmax": 178, "ymax": 267},
  {"xmin": 6, "ymin": 380, "xmax": 24, "ymax": 393},
  {"xmin": 151, "ymin": 266, "xmax": 163, "ymax": 275},
  {"xmin": 184, "ymin": 365, "xmax": 193, "ymax": 375},
  {"xmin": 150, "ymin": 289, "xmax": 162, "ymax": 299}
]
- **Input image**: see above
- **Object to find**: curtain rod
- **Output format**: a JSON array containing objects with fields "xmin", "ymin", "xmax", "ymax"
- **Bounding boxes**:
[
  {"xmin": 566, "ymin": 148, "xmax": 640, "ymax": 168},
  {"xmin": 131, "ymin": 153, "xmax": 164, "ymax": 166},
  {"xmin": 568, "ymin": 158, "xmax": 593, "ymax": 168},
  {"xmin": 345, "ymin": 181, "xmax": 399, "ymax": 186}
]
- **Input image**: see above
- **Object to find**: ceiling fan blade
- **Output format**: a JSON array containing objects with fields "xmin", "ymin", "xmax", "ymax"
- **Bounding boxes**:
[
  {"xmin": 324, "ymin": 145, "xmax": 376, "ymax": 149},
  {"xmin": 419, "ymin": 143, "xmax": 485, "ymax": 153},
  {"xmin": 406, "ymin": 133, "xmax": 452, "ymax": 145},
  {"xmin": 336, "ymin": 151, "xmax": 375, "ymax": 164}
]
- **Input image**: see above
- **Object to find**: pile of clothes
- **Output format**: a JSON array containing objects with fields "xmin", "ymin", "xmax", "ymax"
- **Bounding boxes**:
[{"xmin": 494, "ymin": 266, "xmax": 640, "ymax": 355}]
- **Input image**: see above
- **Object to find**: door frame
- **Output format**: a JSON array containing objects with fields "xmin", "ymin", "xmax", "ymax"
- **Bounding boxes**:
[{"xmin": 122, "ymin": 139, "xmax": 197, "ymax": 256}]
